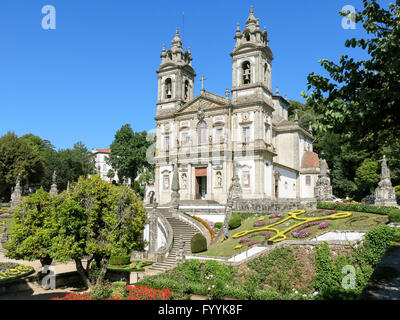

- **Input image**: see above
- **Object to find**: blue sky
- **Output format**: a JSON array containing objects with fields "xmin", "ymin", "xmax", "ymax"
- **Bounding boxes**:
[{"xmin": 0, "ymin": 0, "xmax": 388, "ymax": 150}]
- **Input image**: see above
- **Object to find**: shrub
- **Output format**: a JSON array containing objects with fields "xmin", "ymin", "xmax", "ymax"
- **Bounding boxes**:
[
  {"xmin": 388, "ymin": 208, "xmax": 400, "ymax": 223},
  {"xmin": 214, "ymin": 222, "xmax": 223, "ymax": 229},
  {"xmin": 191, "ymin": 233, "xmax": 207, "ymax": 253},
  {"xmin": 109, "ymin": 255, "xmax": 131, "ymax": 266},
  {"xmin": 90, "ymin": 282, "xmax": 113, "ymax": 300},
  {"xmin": 317, "ymin": 201, "xmax": 398, "ymax": 215},
  {"xmin": 228, "ymin": 213, "xmax": 241, "ymax": 230},
  {"xmin": 111, "ymin": 281, "xmax": 128, "ymax": 298}
]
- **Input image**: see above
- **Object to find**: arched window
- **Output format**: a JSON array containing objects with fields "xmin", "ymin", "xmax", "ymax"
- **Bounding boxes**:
[
  {"xmin": 242, "ymin": 61, "xmax": 251, "ymax": 84},
  {"xmin": 184, "ymin": 80, "xmax": 190, "ymax": 101},
  {"xmin": 264, "ymin": 63, "xmax": 268, "ymax": 83},
  {"xmin": 197, "ymin": 121, "xmax": 208, "ymax": 145},
  {"xmin": 245, "ymin": 32, "xmax": 250, "ymax": 42},
  {"xmin": 165, "ymin": 78, "xmax": 172, "ymax": 99}
]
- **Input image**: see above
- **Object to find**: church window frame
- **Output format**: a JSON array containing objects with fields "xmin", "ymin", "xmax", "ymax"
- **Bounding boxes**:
[
  {"xmin": 165, "ymin": 78, "xmax": 172, "ymax": 99},
  {"xmin": 197, "ymin": 121, "xmax": 208, "ymax": 146},
  {"xmin": 306, "ymin": 176, "xmax": 311, "ymax": 186},
  {"xmin": 184, "ymin": 80, "xmax": 190, "ymax": 101},
  {"xmin": 164, "ymin": 134, "xmax": 170, "ymax": 151},
  {"xmin": 242, "ymin": 125, "xmax": 251, "ymax": 144},
  {"xmin": 242, "ymin": 170, "xmax": 250, "ymax": 188},
  {"xmin": 242, "ymin": 61, "xmax": 251, "ymax": 85},
  {"xmin": 215, "ymin": 127, "xmax": 224, "ymax": 144}
]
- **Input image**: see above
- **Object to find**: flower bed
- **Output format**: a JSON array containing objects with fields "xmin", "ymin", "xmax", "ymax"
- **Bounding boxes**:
[
  {"xmin": 51, "ymin": 285, "xmax": 172, "ymax": 300},
  {"xmin": 0, "ymin": 263, "xmax": 34, "ymax": 281},
  {"xmin": 192, "ymin": 216, "xmax": 215, "ymax": 242}
]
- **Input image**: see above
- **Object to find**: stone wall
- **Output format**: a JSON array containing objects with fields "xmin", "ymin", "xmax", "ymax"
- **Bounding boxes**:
[{"xmin": 232, "ymin": 198, "xmax": 317, "ymax": 213}]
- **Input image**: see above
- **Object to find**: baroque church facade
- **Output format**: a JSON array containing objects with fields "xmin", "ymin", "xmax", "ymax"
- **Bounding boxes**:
[{"xmin": 153, "ymin": 7, "xmax": 322, "ymax": 205}]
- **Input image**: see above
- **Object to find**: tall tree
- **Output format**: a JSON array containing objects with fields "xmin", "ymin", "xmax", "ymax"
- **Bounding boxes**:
[
  {"xmin": 0, "ymin": 132, "xmax": 45, "ymax": 201},
  {"xmin": 49, "ymin": 175, "xmax": 147, "ymax": 288},
  {"xmin": 303, "ymin": 0, "xmax": 400, "ymax": 147},
  {"xmin": 302, "ymin": 0, "xmax": 400, "ymax": 199},
  {"xmin": 40, "ymin": 142, "xmax": 95, "ymax": 191},
  {"xmin": 108, "ymin": 124, "xmax": 153, "ymax": 187}
]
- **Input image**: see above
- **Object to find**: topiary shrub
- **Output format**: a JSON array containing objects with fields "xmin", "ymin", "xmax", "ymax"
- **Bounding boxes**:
[
  {"xmin": 388, "ymin": 208, "xmax": 400, "ymax": 223},
  {"xmin": 214, "ymin": 222, "xmax": 223, "ymax": 229},
  {"xmin": 109, "ymin": 255, "xmax": 131, "ymax": 266},
  {"xmin": 191, "ymin": 233, "xmax": 207, "ymax": 253},
  {"xmin": 228, "ymin": 213, "xmax": 241, "ymax": 230}
]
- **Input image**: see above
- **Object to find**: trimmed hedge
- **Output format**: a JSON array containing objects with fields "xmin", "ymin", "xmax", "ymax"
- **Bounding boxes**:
[
  {"xmin": 191, "ymin": 233, "xmax": 207, "ymax": 253},
  {"xmin": 109, "ymin": 255, "xmax": 131, "ymax": 266},
  {"xmin": 228, "ymin": 213, "xmax": 242, "ymax": 230},
  {"xmin": 318, "ymin": 201, "xmax": 400, "ymax": 222},
  {"xmin": 214, "ymin": 222, "xmax": 223, "ymax": 229},
  {"xmin": 388, "ymin": 208, "xmax": 400, "ymax": 223}
]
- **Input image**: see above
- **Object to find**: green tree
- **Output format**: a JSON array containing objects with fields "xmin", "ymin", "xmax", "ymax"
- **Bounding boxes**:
[
  {"xmin": 0, "ymin": 132, "xmax": 45, "ymax": 201},
  {"xmin": 107, "ymin": 169, "xmax": 116, "ymax": 182},
  {"xmin": 49, "ymin": 175, "xmax": 147, "ymax": 288},
  {"xmin": 41, "ymin": 142, "xmax": 95, "ymax": 191},
  {"xmin": 302, "ymin": 0, "xmax": 400, "ymax": 198},
  {"xmin": 354, "ymin": 159, "xmax": 380, "ymax": 197},
  {"xmin": 5, "ymin": 188, "xmax": 55, "ymax": 267},
  {"xmin": 108, "ymin": 124, "xmax": 153, "ymax": 186},
  {"xmin": 303, "ymin": 0, "xmax": 400, "ymax": 147}
]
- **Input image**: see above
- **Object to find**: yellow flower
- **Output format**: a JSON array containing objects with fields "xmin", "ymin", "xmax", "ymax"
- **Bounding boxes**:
[{"xmin": 234, "ymin": 245, "xmax": 243, "ymax": 250}]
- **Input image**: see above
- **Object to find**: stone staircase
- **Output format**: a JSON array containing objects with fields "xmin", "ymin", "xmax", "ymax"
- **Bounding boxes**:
[{"xmin": 147, "ymin": 208, "xmax": 198, "ymax": 275}]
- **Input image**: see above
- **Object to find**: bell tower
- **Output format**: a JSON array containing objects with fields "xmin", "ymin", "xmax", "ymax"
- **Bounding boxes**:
[
  {"xmin": 156, "ymin": 28, "xmax": 196, "ymax": 111},
  {"xmin": 230, "ymin": 6, "xmax": 274, "ymax": 102}
]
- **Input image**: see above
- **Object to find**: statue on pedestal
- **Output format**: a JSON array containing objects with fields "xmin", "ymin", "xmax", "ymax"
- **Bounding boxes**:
[
  {"xmin": 375, "ymin": 155, "xmax": 398, "ymax": 207},
  {"xmin": 49, "ymin": 171, "xmax": 58, "ymax": 197},
  {"xmin": 314, "ymin": 159, "xmax": 333, "ymax": 201},
  {"xmin": 10, "ymin": 174, "xmax": 23, "ymax": 210}
]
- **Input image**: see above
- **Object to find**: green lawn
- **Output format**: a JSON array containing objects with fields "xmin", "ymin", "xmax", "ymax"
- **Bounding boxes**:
[
  {"xmin": 0, "ymin": 214, "xmax": 15, "ymax": 232},
  {"xmin": 200, "ymin": 210, "xmax": 388, "ymax": 258}
]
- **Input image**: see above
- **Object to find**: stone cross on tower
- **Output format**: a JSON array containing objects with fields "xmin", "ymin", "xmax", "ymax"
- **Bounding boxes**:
[{"xmin": 200, "ymin": 76, "xmax": 207, "ymax": 93}]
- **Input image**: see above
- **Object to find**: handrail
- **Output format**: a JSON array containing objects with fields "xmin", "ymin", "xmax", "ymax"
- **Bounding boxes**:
[{"xmin": 153, "ymin": 211, "xmax": 174, "ymax": 258}]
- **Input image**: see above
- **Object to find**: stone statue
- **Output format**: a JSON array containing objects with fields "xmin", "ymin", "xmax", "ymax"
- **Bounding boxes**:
[
  {"xmin": 181, "ymin": 173, "xmax": 187, "ymax": 190},
  {"xmin": 314, "ymin": 158, "xmax": 333, "ymax": 201},
  {"xmin": 227, "ymin": 162, "xmax": 242, "ymax": 208},
  {"xmin": 10, "ymin": 174, "xmax": 23, "ymax": 210},
  {"xmin": 375, "ymin": 155, "xmax": 398, "ymax": 207},
  {"xmin": 49, "ymin": 170, "xmax": 58, "ymax": 197}
]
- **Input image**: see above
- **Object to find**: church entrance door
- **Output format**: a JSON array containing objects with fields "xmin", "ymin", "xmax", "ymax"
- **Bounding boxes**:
[{"xmin": 195, "ymin": 168, "xmax": 207, "ymax": 200}]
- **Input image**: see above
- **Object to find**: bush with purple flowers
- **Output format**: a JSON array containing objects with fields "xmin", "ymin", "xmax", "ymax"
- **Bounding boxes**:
[
  {"xmin": 298, "ymin": 230, "xmax": 311, "ymax": 238},
  {"xmin": 318, "ymin": 222, "xmax": 329, "ymax": 229},
  {"xmin": 253, "ymin": 221, "xmax": 266, "ymax": 227},
  {"xmin": 260, "ymin": 231, "xmax": 271, "ymax": 238},
  {"xmin": 238, "ymin": 237, "xmax": 250, "ymax": 243},
  {"xmin": 247, "ymin": 241, "xmax": 260, "ymax": 247}
]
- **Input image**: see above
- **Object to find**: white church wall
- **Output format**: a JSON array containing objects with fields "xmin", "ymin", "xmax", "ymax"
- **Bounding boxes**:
[
  {"xmin": 300, "ymin": 174, "xmax": 318, "ymax": 198},
  {"xmin": 264, "ymin": 160, "xmax": 273, "ymax": 197},
  {"xmin": 275, "ymin": 167, "xmax": 297, "ymax": 199}
]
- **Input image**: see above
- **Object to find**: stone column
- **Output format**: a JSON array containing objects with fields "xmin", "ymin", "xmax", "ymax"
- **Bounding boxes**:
[{"xmin": 147, "ymin": 211, "xmax": 158, "ymax": 261}]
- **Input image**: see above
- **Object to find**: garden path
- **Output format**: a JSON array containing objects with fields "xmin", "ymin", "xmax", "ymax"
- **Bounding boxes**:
[{"xmin": 362, "ymin": 245, "xmax": 400, "ymax": 300}]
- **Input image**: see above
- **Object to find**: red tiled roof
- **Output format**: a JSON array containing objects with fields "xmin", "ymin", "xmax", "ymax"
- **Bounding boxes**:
[
  {"xmin": 301, "ymin": 151, "xmax": 329, "ymax": 169},
  {"xmin": 94, "ymin": 148, "xmax": 110, "ymax": 154}
]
